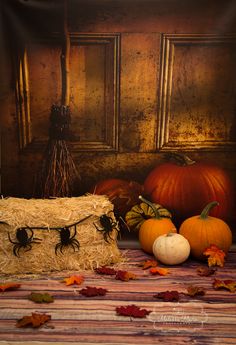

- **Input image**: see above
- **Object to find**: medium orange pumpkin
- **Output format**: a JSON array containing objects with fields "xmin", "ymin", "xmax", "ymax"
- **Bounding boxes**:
[
  {"xmin": 179, "ymin": 201, "xmax": 232, "ymax": 260},
  {"xmin": 90, "ymin": 178, "xmax": 143, "ymax": 217},
  {"xmin": 144, "ymin": 152, "xmax": 234, "ymax": 221},
  {"xmin": 138, "ymin": 196, "xmax": 177, "ymax": 254}
]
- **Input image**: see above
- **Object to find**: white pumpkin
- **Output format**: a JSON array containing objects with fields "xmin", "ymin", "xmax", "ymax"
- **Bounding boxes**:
[{"xmin": 152, "ymin": 232, "xmax": 190, "ymax": 265}]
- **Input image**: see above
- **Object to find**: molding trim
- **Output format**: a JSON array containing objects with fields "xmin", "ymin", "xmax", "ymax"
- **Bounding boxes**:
[
  {"xmin": 15, "ymin": 33, "xmax": 120, "ymax": 152},
  {"xmin": 157, "ymin": 33, "xmax": 236, "ymax": 151}
]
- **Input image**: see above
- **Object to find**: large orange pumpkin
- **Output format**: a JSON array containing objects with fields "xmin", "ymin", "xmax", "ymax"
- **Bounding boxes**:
[
  {"xmin": 144, "ymin": 152, "xmax": 234, "ymax": 221},
  {"xmin": 179, "ymin": 201, "xmax": 232, "ymax": 260},
  {"xmin": 90, "ymin": 178, "xmax": 143, "ymax": 217}
]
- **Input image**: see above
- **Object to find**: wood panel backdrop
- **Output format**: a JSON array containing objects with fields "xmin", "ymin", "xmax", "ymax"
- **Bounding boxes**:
[{"xmin": 0, "ymin": 0, "xmax": 236, "ymax": 232}]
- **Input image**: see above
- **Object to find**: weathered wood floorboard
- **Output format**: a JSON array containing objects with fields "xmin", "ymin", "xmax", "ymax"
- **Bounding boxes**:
[{"xmin": 0, "ymin": 249, "xmax": 236, "ymax": 344}]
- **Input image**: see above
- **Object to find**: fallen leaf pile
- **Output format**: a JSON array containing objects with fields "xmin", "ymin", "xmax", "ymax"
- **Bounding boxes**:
[
  {"xmin": 203, "ymin": 244, "xmax": 226, "ymax": 267},
  {"xmin": 16, "ymin": 312, "xmax": 51, "ymax": 328},
  {"xmin": 116, "ymin": 304, "xmax": 151, "ymax": 318}
]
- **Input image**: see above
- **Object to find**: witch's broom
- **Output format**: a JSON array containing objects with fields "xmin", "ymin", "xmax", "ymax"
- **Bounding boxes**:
[{"xmin": 35, "ymin": 0, "xmax": 80, "ymax": 198}]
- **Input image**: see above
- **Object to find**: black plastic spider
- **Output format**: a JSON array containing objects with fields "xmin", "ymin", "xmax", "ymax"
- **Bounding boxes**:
[
  {"xmin": 54, "ymin": 215, "xmax": 91, "ymax": 255},
  {"xmin": 94, "ymin": 213, "xmax": 120, "ymax": 243},
  {"xmin": 55, "ymin": 224, "xmax": 80, "ymax": 255},
  {"xmin": 8, "ymin": 227, "xmax": 42, "ymax": 257}
]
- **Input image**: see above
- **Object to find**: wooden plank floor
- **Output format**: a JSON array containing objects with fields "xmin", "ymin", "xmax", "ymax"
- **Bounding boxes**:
[{"xmin": 0, "ymin": 248, "xmax": 236, "ymax": 345}]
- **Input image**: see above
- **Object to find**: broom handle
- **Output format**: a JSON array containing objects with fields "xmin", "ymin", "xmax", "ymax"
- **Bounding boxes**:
[{"xmin": 61, "ymin": 0, "xmax": 70, "ymax": 107}]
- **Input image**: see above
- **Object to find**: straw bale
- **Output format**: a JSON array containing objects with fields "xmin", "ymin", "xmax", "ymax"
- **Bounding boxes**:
[{"xmin": 0, "ymin": 195, "xmax": 122, "ymax": 275}]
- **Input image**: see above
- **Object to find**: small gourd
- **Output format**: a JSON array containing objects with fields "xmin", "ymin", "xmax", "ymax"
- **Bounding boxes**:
[
  {"xmin": 179, "ymin": 201, "xmax": 232, "ymax": 260},
  {"xmin": 152, "ymin": 233, "xmax": 190, "ymax": 265},
  {"xmin": 125, "ymin": 201, "xmax": 172, "ymax": 231},
  {"xmin": 138, "ymin": 196, "xmax": 176, "ymax": 254}
]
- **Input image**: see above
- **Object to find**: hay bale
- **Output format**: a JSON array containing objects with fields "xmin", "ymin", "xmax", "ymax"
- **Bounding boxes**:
[{"xmin": 0, "ymin": 195, "xmax": 122, "ymax": 275}]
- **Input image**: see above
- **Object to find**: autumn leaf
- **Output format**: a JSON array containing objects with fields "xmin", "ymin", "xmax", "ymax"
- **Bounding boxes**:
[
  {"xmin": 154, "ymin": 290, "xmax": 180, "ymax": 302},
  {"xmin": 186, "ymin": 285, "xmax": 206, "ymax": 297},
  {"xmin": 28, "ymin": 292, "xmax": 54, "ymax": 303},
  {"xmin": 0, "ymin": 282, "xmax": 21, "ymax": 292},
  {"xmin": 139, "ymin": 260, "xmax": 158, "ymax": 270},
  {"xmin": 16, "ymin": 313, "xmax": 51, "ymax": 328},
  {"xmin": 213, "ymin": 279, "xmax": 236, "ymax": 293},
  {"xmin": 196, "ymin": 266, "xmax": 217, "ymax": 277},
  {"xmin": 79, "ymin": 286, "xmax": 107, "ymax": 297},
  {"xmin": 63, "ymin": 275, "xmax": 84, "ymax": 286},
  {"xmin": 115, "ymin": 270, "xmax": 138, "ymax": 281},
  {"xmin": 203, "ymin": 244, "xmax": 226, "ymax": 267},
  {"xmin": 95, "ymin": 266, "xmax": 117, "ymax": 275},
  {"xmin": 149, "ymin": 267, "xmax": 169, "ymax": 276},
  {"xmin": 116, "ymin": 304, "xmax": 151, "ymax": 318}
]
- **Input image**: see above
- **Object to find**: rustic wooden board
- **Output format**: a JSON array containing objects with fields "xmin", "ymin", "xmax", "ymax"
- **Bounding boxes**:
[{"xmin": 0, "ymin": 249, "xmax": 236, "ymax": 344}]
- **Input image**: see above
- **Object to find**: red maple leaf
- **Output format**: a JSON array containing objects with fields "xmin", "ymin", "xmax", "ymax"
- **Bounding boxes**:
[
  {"xmin": 154, "ymin": 290, "xmax": 180, "ymax": 302},
  {"xmin": 116, "ymin": 304, "xmax": 151, "ymax": 318},
  {"xmin": 115, "ymin": 270, "xmax": 137, "ymax": 281},
  {"xmin": 213, "ymin": 279, "xmax": 236, "ymax": 293},
  {"xmin": 95, "ymin": 266, "xmax": 117, "ymax": 275},
  {"xmin": 79, "ymin": 286, "xmax": 107, "ymax": 297},
  {"xmin": 139, "ymin": 260, "xmax": 158, "ymax": 270},
  {"xmin": 196, "ymin": 266, "xmax": 217, "ymax": 276},
  {"xmin": 16, "ymin": 313, "xmax": 51, "ymax": 328},
  {"xmin": 0, "ymin": 282, "xmax": 21, "ymax": 292}
]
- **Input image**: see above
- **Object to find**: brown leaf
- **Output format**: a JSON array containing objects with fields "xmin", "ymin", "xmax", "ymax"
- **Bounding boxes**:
[
  {"xmin": 196, "ymin": 266, "xmax": 217, "ymax": 277},
  {"xmin": 154, "ymin": 290, "xmax": 180, "ymax": 302},
  {"xmin": 149, "ymin": 267, "xmax": 169, "ymax": 276},
  {"xmin": 115, "ymin": 270, "xmax": 138, "ymax": 281},
  {"xmin": 95, "ymin": 266, "xmax": 117, "ymax": 275},
  {"xmin": 186, "ymin": 285, "xmax": 206, "ymax": 297},
  {"xmin": 0, "ymin": 283, "xmax": 21, "ymax": 292},
  {"xmin": 116, "ymin": 304, "xmax": 151, "ymax": 318},
  {"xmin": 213, "ymin": 279, "xmax": 236, "ymax": 293},
  {"xmin": 203, "ymin": 244, "xmax": 226, "ymax": 267},
  {"xmin": 16, "ymin": 313, "xmax": 51, "ymax": 328},
  {"xmin": 79, "ymin": 286, "xmax": 107, "ymax": 297},
  {"xmin": 63, "ymin": 275, "xmax": 84, "ymax": 286},
  {"xmin": 139, "ymin": 260, "xmax": 158, "ymax": 270}
]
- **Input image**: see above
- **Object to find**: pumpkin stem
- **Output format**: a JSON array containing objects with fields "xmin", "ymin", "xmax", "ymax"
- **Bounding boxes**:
[
  {"xmin": 200, "ymin": 201, "xmax": 219, "ymax": 219},
  {"xmin": 139, "ymin": 196, "xmax": 161, "ymax": 219},
  {"xmin": 165, "ymin": 152, "xmax": 196, "ymax": 166}
]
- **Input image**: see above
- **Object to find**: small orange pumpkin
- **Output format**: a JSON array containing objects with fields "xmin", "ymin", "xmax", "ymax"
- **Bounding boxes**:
[
  {"xmin": 138, "ymin": 196, "xmax": 177, "ymax": 254},
  {"xmin": 179, "ymin": 201, "xmax": 232, "ymax": 260}
]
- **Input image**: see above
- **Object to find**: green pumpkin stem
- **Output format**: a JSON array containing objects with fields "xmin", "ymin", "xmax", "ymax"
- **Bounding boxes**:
[
  {"xmin": 165, "ymin": 152, "xmax": 196, "ymax": 166},
  {"xmin": 200, "ymin": 201, "xmax": 219, "ymax": 219},
  {"xmin": 139, "ymin": 195, "xmax": 161, "ymax": 219}
]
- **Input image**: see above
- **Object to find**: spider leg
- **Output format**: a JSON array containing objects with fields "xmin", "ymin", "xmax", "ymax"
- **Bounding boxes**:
[
  {"xmin": 24, "ymin": 244, "xmax": 32, "ymax": 253},
  {"xmin": 55, "ymin": 243, "xmax": 61, "ymax": 256},
  {"xmin": 93, "ymin": 222, "xmax": 103, "ymax": 231},
  {"xmin": 60, "ymin": 244, "xmax": 65, "ymax": 254},
  {"xmin": 69, "ymin": 225, "xmax": 77, "ymax": 240},
  {"xmin": 8, "ymin": 233, "xmax": 17, "ymax": 244},
  {"xmin": 72, "ymin": 239, "xmax": 80, "ymax": 251},
  {"xmin": 13, "ymin": 244, "xmax": 20, "ymax": 257},
  {"xmin": 26, "ymin": 227, "xmax": 34, "ymax": 241}
]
